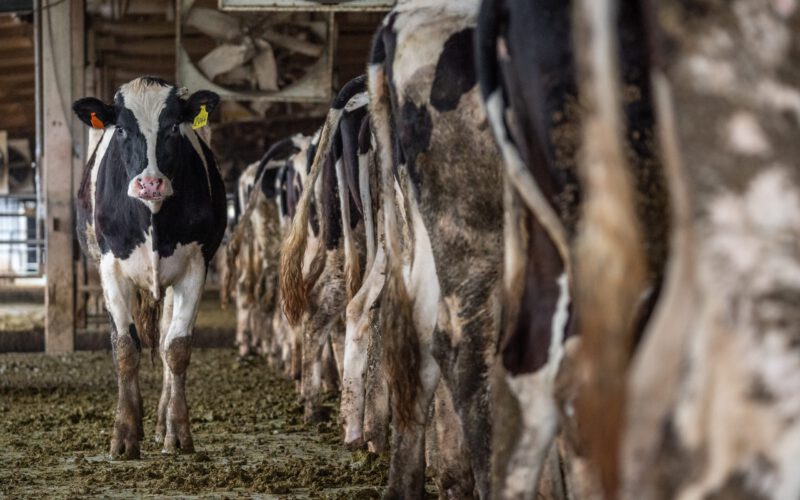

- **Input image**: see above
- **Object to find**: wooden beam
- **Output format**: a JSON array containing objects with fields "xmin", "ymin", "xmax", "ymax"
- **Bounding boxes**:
[
  {"xmin": 0, "ymin": 102, "xmax": 34, "ymax": 113},
  {"xmin": 0, "ymin": 35, "xmax": 33, "ymax": 49},
  {"xmin": 0, "ymin": 55, "xmax": 34, "ymax": 68},
  {"xmin": 103, "ymin": 53, "xmax": 173, "ymax": 72},
  {"xmin": 0, "ymin": 85, "xmax": 35, "ymax": 99},
  {"xmin": 42, "ymin": 0, "xmax": 76, "ymax": 353},
  {"xmin": 96, "ymin": 36, "xmax": 175, "ymax": 55},
  {"xmin": 0, "ymin": 73, "xmax": 33, "ymax": 85},
  {"xmin": 111, "ymin": 67, "xmax": 172, "ymax": 82},
  {"xmin": 93, "ymin": 19, "xmax": 173, "ymax": 37},
  {"xmin": 0, "ymin": 117, "xmax": 35, "ymax": 131},
  {"xmin": 0, "ymin": 24, "xmax": 33, "ymax": 38},
  {"xmin": 0, "ymin": 97, "xmax": 34, "ymax": 108}
]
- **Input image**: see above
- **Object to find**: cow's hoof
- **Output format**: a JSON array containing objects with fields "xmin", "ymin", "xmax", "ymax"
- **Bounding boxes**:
[
  {"xmin": 344, "ymin": 438, "xmax": 365, "ymax": 451},
  {"xmin": 110, "ymin": 419, "xmax": 141, "ymax": 460},
  {"xmin": 343, "ymin": 426, "xmax": 364, "ymax": 450},
  {"xmin": 109, "ymin": 438, "xmax": 140, "ymax": 460},
  {"xmin": 154, "ymin": 422, "xmax": 166, "ymax": 444},
  {"xmin": 162, "ymin": 434, "xmax": 195, "ymax": 455},
  {"xmin": 304, "ymin": 406, "xmax": 330, "ymax": 424}
]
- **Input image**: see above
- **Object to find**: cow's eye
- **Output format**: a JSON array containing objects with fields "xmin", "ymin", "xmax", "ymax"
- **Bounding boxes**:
[
  {"xmin": 171, "ymin": 123, "xmax": 180, "ymax": 134},
  {"xmin": 116, "ymin": 127, "xmax": 127, "ymax": 139}
]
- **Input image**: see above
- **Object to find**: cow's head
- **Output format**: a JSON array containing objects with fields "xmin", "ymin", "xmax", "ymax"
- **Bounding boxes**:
[{"xmin": 72, "ymin": 77, "xmax": 219, "ymax": 212}]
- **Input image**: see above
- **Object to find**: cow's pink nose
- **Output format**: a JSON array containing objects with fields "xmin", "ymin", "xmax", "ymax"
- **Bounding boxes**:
[{"xmin": 136, "ymin": 176, "xmax": 165, "ymax": 198}]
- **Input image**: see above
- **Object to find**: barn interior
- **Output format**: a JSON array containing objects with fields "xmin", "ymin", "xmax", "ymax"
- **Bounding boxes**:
[
  {"xmin": 0, "ymin": 0, "xmax": 384, "ymax": 351},
  {"xmin": 3, "ymin": 0, "xmax": 795, "ymax": 498},
  {"xmin": 0, "ymin": 0, "xmax": 398, "ymax": 496}
]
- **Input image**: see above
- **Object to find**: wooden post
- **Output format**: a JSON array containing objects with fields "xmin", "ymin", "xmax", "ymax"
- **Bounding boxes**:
[{"xmin": 42, "ymin": 0, "xmax": 84, "ymax": 353}]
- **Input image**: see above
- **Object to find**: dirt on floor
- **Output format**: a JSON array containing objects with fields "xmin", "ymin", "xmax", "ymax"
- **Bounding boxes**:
[{"xmin": 0, "ymin": 349, "xmax": 392, "ymax": 499}]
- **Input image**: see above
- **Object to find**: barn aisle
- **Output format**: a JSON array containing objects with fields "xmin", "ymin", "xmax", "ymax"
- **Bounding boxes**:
[{"xmin": 0, "ymin": 349, "xmax": 393, "ymax": 498}]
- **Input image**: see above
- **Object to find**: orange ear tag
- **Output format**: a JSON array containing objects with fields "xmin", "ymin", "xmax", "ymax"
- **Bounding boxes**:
[{"xmin": 90, "ymin": 112, "xmax": 105, "ymax": 129}]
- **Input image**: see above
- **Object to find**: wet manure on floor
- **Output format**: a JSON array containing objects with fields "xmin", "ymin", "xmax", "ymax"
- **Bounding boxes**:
[{"xmin": 0, "ymin": 349, "xmax": 388, "ymax": 498}]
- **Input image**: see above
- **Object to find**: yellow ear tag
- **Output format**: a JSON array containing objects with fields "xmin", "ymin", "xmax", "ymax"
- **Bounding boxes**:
[
  {"xmin": 90, "ymin": 112, "xmax": 105, "ymax": 129},
  {"xmin": 192, "ymin": 104, "xmax": 208, "ymax": 130}
]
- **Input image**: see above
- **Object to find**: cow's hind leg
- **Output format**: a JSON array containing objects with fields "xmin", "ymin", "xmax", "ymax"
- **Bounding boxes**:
[
  {"xmin": 300, "ymin": 309, "xmax": 330, "ymax": 423},
  {"xmin": 102, "ymin": 259, "xmax": 141, "ymax": 459},
  {"xmin": 437, "ymin": 272, "xmax": 500, "ymax": 499},
  {"xmin": 161, "ymin": 255, "xmax": 206, "ymax": 454},
  {"xmin": 363, "ymin": 302, "xmax": 390, "ymax": 453},
  {"xmin": 155, "ymin": 287, "xmax": 175, "ymax": 443},
  {"xmin": 432, "ymin": 381, "xmax": 476, "ymax": 499},
  {"xmin": 385, "ymin": 347, "xmax": 440, "ymax": 500}
]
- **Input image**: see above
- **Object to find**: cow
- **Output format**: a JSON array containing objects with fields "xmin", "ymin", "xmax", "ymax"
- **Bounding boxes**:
[
  {"xmin": 476, "ymin": 1, "xmax": 580, "ymax": 496},
  {"xmin": 336, "ymin": 110, "xmax": 393, "ymax": 452},
  {"xmin": 280, "ymin": 76, "xmax": 374, "ymax": 421},
  {"xmin": 225, "ymin": 135, "xmax": 308, "ymax": 361},
  {"xmin": 72, "ymin": 76, "xmax": 226, "ymax": 458},
  {"xmin": 275, "ymin": 133, "xmax": 318, "ymax": 382},
  {"xmin": 367, "ymin": 1, "xmax": 505, "ymax": 496},
  {"xmin": 226, "ymin": 160, "xmax": 263, "ymax": 357},
  {"xmin": 277, "ymin": 78, "xmax": 393, "ymax": 451},
  {"xmin": 476, "ymin": 0, "xmax": 670, "ymax": 496},
  {"xmin": 622, "ymin": 2, "xmax": 800, "ymax": 499}
]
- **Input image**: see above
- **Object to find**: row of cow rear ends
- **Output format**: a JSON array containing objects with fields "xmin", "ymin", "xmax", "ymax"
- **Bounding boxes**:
[{"xmin": 75, "ymin": 0, "xmax": 800, "ymax": 498}]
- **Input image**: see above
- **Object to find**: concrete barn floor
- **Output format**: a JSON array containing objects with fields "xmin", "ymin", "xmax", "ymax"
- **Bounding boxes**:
[{"xmin": 0, "ymin": 348, "xmax": 392, "ymax": 498}]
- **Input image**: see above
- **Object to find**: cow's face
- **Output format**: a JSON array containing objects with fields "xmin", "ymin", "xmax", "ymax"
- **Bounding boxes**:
[{"xmin": 73, "ymin": 77, "xmax": 219, "ymax": 212}]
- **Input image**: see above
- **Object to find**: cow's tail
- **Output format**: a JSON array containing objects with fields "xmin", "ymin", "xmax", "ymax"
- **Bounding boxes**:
[
  {"xmin": 280, "ymin": 76, "xmax": 368, "ymax": 326},
  {"xmin": 476, "ymin": 0, "xmax": 571, "ymax": 277},
  {"xmin": 279, "ymin": 115, "xmax": 333, "ymax": 326},
  {"xmin": 134, "ymin": 288, "xmax": 162, "ymax": 363},
  {"xmin": 369, "ymin": 28, "xmax": 421, "ymax": 431},
  {"xmin": 358, "ymin": 117, "xmax": 377, "ymax": 271},
  {"xmin": 221, "ymin": 241, "xmax": 235, "ymax": 310},
  {"xmin": 222, "ymin": 186, "xmax": 259, "ymax": 309},
  {"xmin": 572, "ymin": 0, "xmax": 648, "ymax": 497},
  {"xmin": 335, "ymin": 151, "xmax": 362, "ymax": 303}
]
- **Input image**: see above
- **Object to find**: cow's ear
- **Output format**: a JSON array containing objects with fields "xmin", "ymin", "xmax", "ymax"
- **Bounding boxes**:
[
  {"xmin": 182, "ymin": 90, "xmax": 220, "ymax": 128},
  {"xmin": 72, "ymin": 97, "xmax": 115, "ymax": 129}
]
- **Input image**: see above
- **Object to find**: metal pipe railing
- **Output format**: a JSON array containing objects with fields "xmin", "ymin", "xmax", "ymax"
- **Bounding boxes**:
[{"xmin": 0, "ymin": 239, "xmax": 46, "ymax": 245}]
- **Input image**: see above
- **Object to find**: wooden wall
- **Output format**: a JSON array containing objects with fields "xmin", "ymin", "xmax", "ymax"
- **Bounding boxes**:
[{"xmin": 0, "ymin": 14, "xmax": 35, "ymax": 142}]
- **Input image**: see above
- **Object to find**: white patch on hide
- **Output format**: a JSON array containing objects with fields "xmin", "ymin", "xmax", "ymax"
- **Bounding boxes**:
[
  {"xmin": 503, "ymin": 370, "xmax": 559, "ymax": 499},
  {"xmin": 547, "ymin": 273, "xmax": 570, "ymax": 381},
  {"xmin": 725, "ymin": 112, "xmax": 771, "ymax": 156},
  {"xmin": 674, "ymin": 166, "xmax": 800, "ymax": 500},
  {"xmin": 120, "ymin": 80, "xmax": 174, "ymax": 211},
  {"xmin": 344, "ymin": 91, "xmax": 369, "ymax": 112}
]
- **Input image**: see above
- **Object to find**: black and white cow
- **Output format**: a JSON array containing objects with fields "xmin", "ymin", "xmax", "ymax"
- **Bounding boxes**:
[
  {"xmin": 476, "ymin": 0, "xmax": 669, "ymax": 496},
  {"xmin": 277, "ymin": 93, "xmax": 391, "ymax": 451},
  {"xmin": 368, "ymin": 1, "xmax": 505, "ymax": 497},
  {"xmin": 280, "ymin": 76, "xmax": 374, "ymax": 424},
  {"xmin": 73, "ymin": 77, "xmax": 226, "ymax": 458},
  {"xmin": 475, "ymin": 1, "xmax": 580, "ymax": 496},
  {"xmin": 225, "ymin": 135, "xmax": 307, "ymax": 360}
]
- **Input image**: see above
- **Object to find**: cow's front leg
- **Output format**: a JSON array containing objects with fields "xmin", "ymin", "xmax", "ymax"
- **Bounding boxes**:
[
  {"xmin": 161, "ymin": 255, "xmax": 206, "ymax": 454},
  {"xmin": 155, "ymin": 287, "xmax": 174, "ymax": 443},
  {"xmin": 101, "ymin": 258, "xmax": 141, "ymax": 459}
]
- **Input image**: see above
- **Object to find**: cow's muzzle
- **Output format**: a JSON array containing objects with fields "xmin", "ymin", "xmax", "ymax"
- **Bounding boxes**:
[{"xmin": 130, "ymin": 175, "xmax": 172, "ymax": 201}]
